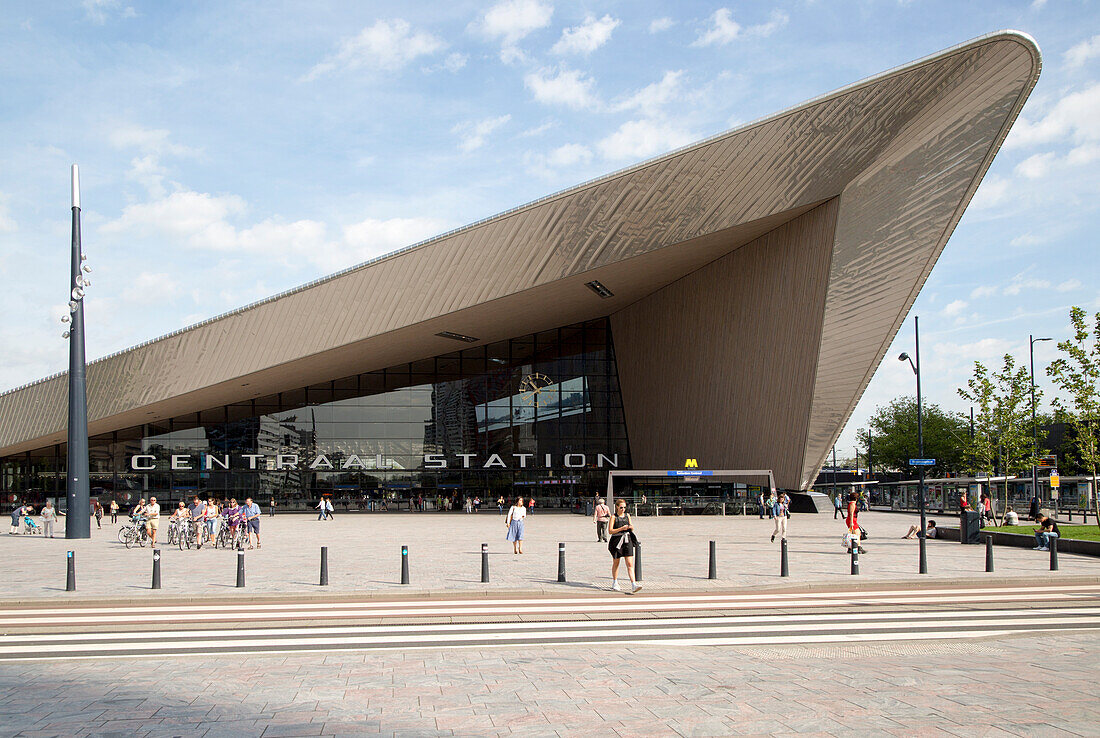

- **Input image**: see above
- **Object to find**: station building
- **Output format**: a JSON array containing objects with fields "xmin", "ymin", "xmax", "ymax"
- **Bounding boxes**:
[{"xmin": 0, "ymin": 33, "xmax": 1040, "ymax": 510}]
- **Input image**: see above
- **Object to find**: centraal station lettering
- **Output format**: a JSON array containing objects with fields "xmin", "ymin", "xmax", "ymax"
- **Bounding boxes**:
[{"xmin": 130, "ymin": 453, "xmax": 621, "ymax": 471}]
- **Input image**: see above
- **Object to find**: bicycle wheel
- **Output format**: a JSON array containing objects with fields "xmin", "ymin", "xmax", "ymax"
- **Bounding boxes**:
[
  {"xmin": 117, "ymin": 526, "xmax": 130, "ymax": 544},
  {"xmin": 124, "ymin": 529, "xmax": 136, "ymax": 549},
  {"xmin": 138, "ymin": 530, "xmax": 146, "ymax": 547},
  {"xmin": 179, "ymin": 524, "xmax": 189, "ymax": 550}
]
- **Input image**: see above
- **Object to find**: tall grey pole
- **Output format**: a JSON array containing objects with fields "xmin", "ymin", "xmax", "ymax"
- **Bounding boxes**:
[
  {"xmin": 66, "ymin": 165, "xmax": 91, "ymax": 539},
  {"xmin": 916, "ymin": 316, "xmax": 927, "ymax": 574},
  {"xmin": 1031, "ymin": 334, "xmax": 1038, "ymax": 509}
]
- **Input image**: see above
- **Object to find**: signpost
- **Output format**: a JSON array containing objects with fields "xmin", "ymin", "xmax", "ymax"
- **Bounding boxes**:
[{"xmin": 909, "ymin": 458, "xmax": 936, "ymax": 467}]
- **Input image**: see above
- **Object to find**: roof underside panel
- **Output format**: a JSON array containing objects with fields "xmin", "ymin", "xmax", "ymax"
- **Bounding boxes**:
[{"xmin": 0, "ymin": 33, "xmax": 1040, "ymax": 467}]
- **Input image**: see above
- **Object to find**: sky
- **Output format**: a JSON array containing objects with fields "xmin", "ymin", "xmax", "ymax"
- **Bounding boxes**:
[{"xmin": 0, "ymin": 0, "xmax": 1098, "ymax": 464}]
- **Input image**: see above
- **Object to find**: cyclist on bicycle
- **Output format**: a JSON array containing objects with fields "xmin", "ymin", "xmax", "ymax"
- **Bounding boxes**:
[
  {"xmin": 145, "ymin": 496, "xmax": 161, "ymax": 545},
  {"xmin": 189, "ymin": 496, "xmax": 206, "ymax": 548}
]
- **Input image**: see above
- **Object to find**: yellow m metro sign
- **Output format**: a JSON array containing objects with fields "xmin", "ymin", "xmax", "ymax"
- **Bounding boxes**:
[{"xmin": 684, "ymin": 458, "xmax": 699, "ymax": 468}]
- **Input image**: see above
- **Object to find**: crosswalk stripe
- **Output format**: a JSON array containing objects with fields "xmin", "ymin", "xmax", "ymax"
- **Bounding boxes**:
[{"xmin": 3, "ymin": 583, "xmax": 1095, "ymax": 618}]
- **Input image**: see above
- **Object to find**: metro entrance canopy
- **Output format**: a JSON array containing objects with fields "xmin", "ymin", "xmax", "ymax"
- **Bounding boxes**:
[{"xmin": 0, "ymin": 32, "xmax": 1041, "ymax": 503}]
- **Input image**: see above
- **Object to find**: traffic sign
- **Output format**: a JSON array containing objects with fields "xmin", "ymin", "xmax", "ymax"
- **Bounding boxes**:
[
  {"xmin": 909, "ymin": 458, "xmax": 936, "ymax": 466},
  {"xmin": 1050, "ymin": 473, "xmax": 1060, "ymax": 488}
]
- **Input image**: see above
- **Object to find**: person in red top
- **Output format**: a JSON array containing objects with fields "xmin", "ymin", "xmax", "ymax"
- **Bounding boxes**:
[{"xmin": 846, "ymin": 491, "xmax": 866, "ymax": 554}]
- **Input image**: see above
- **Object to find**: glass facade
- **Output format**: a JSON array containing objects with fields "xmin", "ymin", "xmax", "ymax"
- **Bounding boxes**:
[{"xmin": 1, "ymin": 319, "xmax": 630, "ymax": 511}]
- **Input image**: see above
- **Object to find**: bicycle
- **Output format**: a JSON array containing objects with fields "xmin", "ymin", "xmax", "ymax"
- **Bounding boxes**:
[
  {"xmin": 118, "ymin": 516, "xmax": 147, "ymax": 546},
  {"xmin": 178, "ymin": 518, "xmax": 204, "ymax": 550},
  {"xmin": 123, "ymin": 521, "xmax": 150, "ymax": 549},
  {"xmin": 165, "ymin": 518, "xmax": 181, "ymax": 546}
]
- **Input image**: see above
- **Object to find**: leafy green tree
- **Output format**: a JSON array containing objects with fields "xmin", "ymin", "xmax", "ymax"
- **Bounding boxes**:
[
  {"xmin": 1047, "ymin": 306, "xmax": 1100, "ymax": 529},
  {"xmin": 958, "ymin": 354, "xmax": 1033, "ymax": 523},
  {"xmin": 856, "ymin": 397, "xmax": 967, "ymax": 478}
]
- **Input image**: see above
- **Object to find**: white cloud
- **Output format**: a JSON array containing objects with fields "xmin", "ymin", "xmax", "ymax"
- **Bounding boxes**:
[
  {"xmin": 123, "ymin": 272, "xmax": 180, "ymax": 303},
  {"xmin": 473, "ymin": 0, "xmax": 553, "ymax": 63},
  {"xmin": 83, "ymin": 0, "xmax": 135, "ymax": 24},
  {"xmin": 525, "ymin": 143, "xmax": 593, "ymax": 177},
  {"xmin": 307, "ymin": 19, "xmax": 445, "ymax": 79},
  {"xmin": 942, "ymin": 299, "xmax": 968, "ymax": 317},
  {"xmin": 452, "ymin": 114, "xmax": 511, "ymax": 152},
  {"xmin": 518, "ymin": 120, "xmax": 557, "ymax": 138},
  {"xmin": 443, "ymin": 52, "xmax": 468, "ymax": 72},
  {"xmin": 1005, "ymin": 83, "xmax": 1100, "ymax": 149},
  {"xmin": 1057, "ymin": 278, "xmax": 1083, "ymax": 292},
  {"xmin": 968, "ymin": 175, "xmax": 1010, "ymax": 210},
  {"xmin": 597, "ymin": 119, "xmax": 695, "ymax": 161},
  {"xmin": 1030, "ymin": 0, "xmax": 1048, "ymax": 9},
  {"xmin": 524, "ymin": 66, "xmax": 599, "ymax": 109},
  {"xmin": 108, "ymin": 125, "xmax": 196, "ymax": 157},
  {"xmin": 649, "ymin": 17, "xmax": 674, "ymax": 33},
  {"xmin": 1014, "ymin": 152, "xmax": 1056, "ymax": 179},
  {"xmin": 126, "ymin": 154, "xmax": 170, "ymax": 198},
  {"xmin": 614, "ymin": 71, "xmax": 685, "ymax": 117},
  {"xmin": 1004, "ymin": 273, "xmax": 1052, "ymax": 296},
  {"xmin": 552, "ymin": 14, "xmax": 619, "ymax": 55},
  {"xmin": 1065, "ymin": 34, "xmax": 1100, "ymax": 68},
  {"xmin": 970, "ymin": 284, "xmax": 999, "ymax": 299},
  {"xmin": 692, "ymin": 8, "xmax": 788, "ymax": 47},
  {"xmin": 0, "ymin": 195, "xmax": 16, "ymax": 233},
  {"xmin": 98, "ymin": 188, "xmax": 451, "ymax": 273}
]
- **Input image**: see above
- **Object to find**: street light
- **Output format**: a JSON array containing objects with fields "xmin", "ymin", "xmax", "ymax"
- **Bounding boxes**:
[
  {"xmin": 1030, "ymin": 335, "xmax": 1053, "ymax": 513},
  {"xmin": 898, "ymin": 315, "xmax": 927, "ymax": 574},
  {"xmin": 63, "ymin": 165, "xmax": 91, "ymax": 539}
]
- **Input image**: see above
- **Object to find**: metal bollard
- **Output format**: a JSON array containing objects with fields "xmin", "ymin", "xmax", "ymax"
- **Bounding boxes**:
[
  {"xmin": 66, "ymin": 551, "xmax": 76, "ymax": 591},
  {"xmin": 985, "ymin": 536, "xmax": 994, "ymax": 573},
  {"xmin": 320, "ymin": 546, "xmax": 328, "ymax": 586},
  {"xmin": 557, "ymin": 542, "xmax": 566, "ymax": 583},
  {"xmin": 1050, "ymin": 537, "xmax": 1059, "ymax": 571},
  {"xmin": 152, "ymin": 549, "xmax": 162, "ymax": 589},
  {"xmin": 781, "ymin": 538, "xmax": 789, "ymax": 577},
  {"xmin": 482, "ymin": 543, "xmax": 489, "ymax": 583},
  {"xmin": 850, "ymin": 546, "xmax": 859, "ymax": 575},
  {"xmin": 634, "ymin": 542, "xmax": 642, "ymax": 582},
  {"xmin": 918, "ymin": 536, "xmax": 927, "ymax": 574},
  {"xmin": 708, "ymin": 540, "xmax": 717, "ymax": 580},
  {"xmin": 401, "ymin": 545, "xmax": 409, "ymax": 584},
  {"xmin": 236, "ymin": 551, "xmax": 245, "ymax": 587}
]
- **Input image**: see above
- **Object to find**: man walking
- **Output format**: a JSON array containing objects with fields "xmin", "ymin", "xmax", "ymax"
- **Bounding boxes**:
[
  {"xmin": 40, "ymin": 501, "xmax": 57, "ymax": 538},
  {"xmin": 244, "ymin": 497, "xmax": 261, "ymax": 549},
  {"xmin": 758, "ymin": 491, "xmax": 766, "ymax": 519},
  {"xmin": 190, "ymin": 496, "xmax": 206, "ymax": 547},
  {"xmin": 833, "ymin": 493, "xmax": 842, "ymax": 519},
  {"xmin": 594, "ymin": 497, "xmax": 611, "ymax": 542},
  {"xmin": 146, "ymin": 496, "xmax": 161, "ymax": 545},
  {"xmin": 770, "ymin": 492, "xmax": 789, "ymax": 543}
]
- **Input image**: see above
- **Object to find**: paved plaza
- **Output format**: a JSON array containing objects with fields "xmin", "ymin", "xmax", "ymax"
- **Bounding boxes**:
[
  {"xmin": 2, "ymin": 511, "xmax": 1098, "ymax": 600},
  {"xmin": 1, "ymin": 631, "xmax": 1097, "ymax": 737}
]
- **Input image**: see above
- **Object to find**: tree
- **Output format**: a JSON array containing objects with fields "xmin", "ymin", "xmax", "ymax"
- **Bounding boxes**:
[
  {"xmin": 957, "ymin": 354, "xmax": 1033, "ymax": 523},
  {"xmin": 1047, "ymin": 306, "xmax": 1100, "ymax": 530},
  {"xmin": 857, "ymin": 397, "xmax": 968, "ymax": 478}
]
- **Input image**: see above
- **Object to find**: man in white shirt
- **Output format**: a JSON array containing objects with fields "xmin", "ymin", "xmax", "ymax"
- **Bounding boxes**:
[{"xmin": 146, "ymin": 496, "xmax": 161, "ymax": 545}]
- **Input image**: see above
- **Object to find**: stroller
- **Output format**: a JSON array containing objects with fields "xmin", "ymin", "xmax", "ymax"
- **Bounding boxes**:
[{"xmin": 22, "ymin": 515, "xmax": 42, "ymax": 535}]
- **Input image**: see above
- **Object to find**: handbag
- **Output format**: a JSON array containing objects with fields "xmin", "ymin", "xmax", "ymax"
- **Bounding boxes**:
[{"xmin": 859, "ymin": 526, "xmax": 868, "ymax": 540}]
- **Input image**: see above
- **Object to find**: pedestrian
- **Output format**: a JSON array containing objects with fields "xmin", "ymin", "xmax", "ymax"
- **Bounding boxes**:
[
  {"xmin": 766, "ymin": 490, "xmax": 777, "ymax": 518},
  {"xmin": 146, "ymin": 496, "xmax": 161, "ymax": 545},
  {"xmin": 528, "ymin": 497, "xmax": 535, "ymax": 515},
  {"xmin": 93, "ymin": 500, "xmax": 103, "ymax": 529},
  {"xmin": 497, "ymin": 496, "xmax": 505, "ymax": 515},
  {"xmin": 189, "ymin": 496, "xmax": 205, "ymax": 547},
  {"xmin": 204, "ymin": 498, "xmax": 218, "ymax": 544},
  {"xmin": 981, "ymin": 493, "xmax": 994, "ymax": 523},
  {"xmin": 770, "ymin": 492, "xmax": 789, "ymax": 543},
  {"xmin": 316, "ymin": 497, "xmax": 327, "ymax": 521},
  {"xmin": 109, "ymin": 499, "xmax": 119, "ymax": 523},
  {"xmin": 269, "ymin": 498, "xmax": 276, "ymax": 517},
  {"xmin": 593, "ymin": 497, "xmax": 611, "ymax": 542},
  {"xmin": 608, "ymin": 499, "xmax": 641, "ymax": 594},
  {"xmin": 473, "ymin": 496, "xmax": 481, "ymax": 513},
  {"xmin": 505, "ymin": 496, "xmax": 526, "ymax": 554},
  {"xmin": 758, "ymin": 491, "xmax": 766, "ymax": 519},
  {"xmin": 1029, "ymin": 494, "xmax": 1041, "ymax": 521},
  {"xmin": 325, "ymin": 498, "xmax": 334, "ymax": 519},
  {"xmin": 40, "ymin": 501, "xmax": 57, "ymax": 538},
  {"xmin": 464, "ymin": 496, "xmax": 473, "ymax": 514},
  {"xmin": 9, "ymin": 503, "xmax": 24, "ymax": 535},
  {"xmin": 244, "ymin": 497, "xmax": 262, "ymax": 549},
  {"xmin": 833, "ymin": 493, "xmax": 842, "ymax": 519},
  {"xmin": 846, "ymin": 490, "xmax": 866, "ymax": 554}
]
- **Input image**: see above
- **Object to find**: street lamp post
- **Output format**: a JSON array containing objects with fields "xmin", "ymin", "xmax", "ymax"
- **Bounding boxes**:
[
  {"xmin": 899, "ymin": 316, "xmax": 927, "ymax": 574},
  {"xmin": 1030, "ymin": 334, "xmax": 1052, "ymax": 514},
  {"xmin": 65, "ymin": 165, "xmax": 91, "ymax": 539}
]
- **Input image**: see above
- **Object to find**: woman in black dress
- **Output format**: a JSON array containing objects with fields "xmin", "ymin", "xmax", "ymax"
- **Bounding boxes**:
[{"xmin": 608, "ymin": 499, "xmax": 641, "ymax": 594}]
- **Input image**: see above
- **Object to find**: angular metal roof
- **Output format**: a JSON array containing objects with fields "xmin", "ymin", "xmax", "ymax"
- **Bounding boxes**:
[{"xmin": 0, "ymin": 31, "xmax": 1040, "ymax": 489}]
